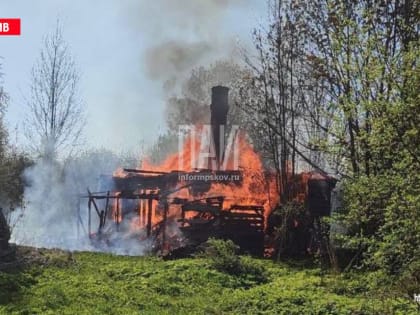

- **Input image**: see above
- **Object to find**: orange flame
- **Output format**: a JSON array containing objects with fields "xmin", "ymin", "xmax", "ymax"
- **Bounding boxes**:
[
  {"xmin": 110, "ymin": 128, "xmax": 280, "ymax": 234},
  {"xmin": 137, "ymin": 129, "xmax": 279, "ymax": 218}
]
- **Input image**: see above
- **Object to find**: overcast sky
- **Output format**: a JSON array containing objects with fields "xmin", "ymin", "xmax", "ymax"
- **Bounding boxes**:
[{"xmin": 0, "ymin": 0, "xmax": 267, "ymax": 153}]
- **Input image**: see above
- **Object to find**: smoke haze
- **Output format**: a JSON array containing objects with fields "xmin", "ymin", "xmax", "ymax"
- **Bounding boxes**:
[
  {"xmin": 11, "ymin": 151, "xmax": 150, "ymax": 255},
  {"xmin": 128, "ymin": 0, "xmax": 250, "ymax": 86},
  {"xmin": 2, "ymin": 0, "xmax": 266, "ymax": 254}
]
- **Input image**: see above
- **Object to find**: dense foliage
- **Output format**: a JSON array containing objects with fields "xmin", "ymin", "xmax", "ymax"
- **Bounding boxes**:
[
  {"xmin": 332, "ymin": 67, "xmax": 420, "ymax": 288},
  {"xmin": 0, "ymin": 250, "xmax": 418, "ymax": 314},
  {"xmin": 0, "ymin": 65, "xmax": 32, "ymax": 215},
  {"xmin": 236, "ymin": 0, "xmax": 420, "ymax": 290},
  {"xmin": 330, "ymin": 31, "xmax": 419, "ymax": 291}
]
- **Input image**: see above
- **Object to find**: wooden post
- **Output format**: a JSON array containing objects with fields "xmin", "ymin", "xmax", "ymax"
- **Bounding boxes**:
[
  {"xmin": 137, "ymin": 197, "xmax": 141, "ymax": 227},
  {"xmin": 104, "ymin": 191, "xmax": 110, "ymax": 221},
  {"xmin": 88, "ymin": 198, "xmax": 92, "ymax": 237},
  {"xmin": 139, "ymin": 199, "xmax": 142, "ymax": 226},
  {"xmin": 162, "ymin": 200, "xmax": 168, "ymax": 250},
  {"xmin": 147, "ymin": 197, "xmax": 153, "ymax": 237},
  {"xmin": 140, "ymin": 190, "xmax": 144, "ymax": 227},
  {"xmin": 181, "ymin": 205, "xmax": 185, "ymax": 227},
  {"xmin": 151, "ymin": 199, "xmax": 155, "ymax": 224},
  {"xmin": 116, "ymin": 196, "xmax": 120, "ymax": 231},
  {"xmin": 91, "ymin": 199, "xmax": 101, "ymax": 216},
  {"xmin": 143, "ymin": 198, "xmax": 147, "ymax": 227}
]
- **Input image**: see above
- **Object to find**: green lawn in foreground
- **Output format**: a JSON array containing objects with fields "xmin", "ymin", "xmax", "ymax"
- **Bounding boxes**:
[{"xmin": 0, "ymin": 251, "xmax": 418, "ymax": 314}]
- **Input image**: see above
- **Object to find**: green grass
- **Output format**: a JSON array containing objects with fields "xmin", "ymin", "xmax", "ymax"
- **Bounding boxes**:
[{"xmin": 0, "ymin": 250, "xmax": 418, "ymax": 314}]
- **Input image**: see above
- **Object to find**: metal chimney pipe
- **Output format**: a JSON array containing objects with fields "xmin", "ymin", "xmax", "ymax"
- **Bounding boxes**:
[{"xmin": 210, "ymin": 86, "xmax": 229, "ymax": 169}]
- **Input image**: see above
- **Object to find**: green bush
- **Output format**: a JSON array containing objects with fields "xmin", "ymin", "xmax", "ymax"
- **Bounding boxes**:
[
  {"xmin": 332, "ymin": 171, "xmax": 420, "ymax": 295},
  {"xmin": 202, "ymin": 238, "xmax": 242, "ymax": 275},
  {"xmin": 238, "ymin": 255, "xmax": 269, "ymax": 284},
  {"xmin": 202, "ymin": 238, "xmax": 268, "ymax": 284}
]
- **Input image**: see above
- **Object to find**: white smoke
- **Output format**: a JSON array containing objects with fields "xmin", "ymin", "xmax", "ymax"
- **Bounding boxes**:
[{"xmin": 10, "ymin": 149, "xmax": 151, "ymax": 256}]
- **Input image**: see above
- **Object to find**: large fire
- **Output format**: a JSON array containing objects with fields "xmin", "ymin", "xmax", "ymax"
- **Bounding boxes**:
[
  {"xmin": 112, "ymin": 128, "xmax": 279, "ymax": 231},
  {"xmin": 86, "ymin": 85, "xmax": 335, "ymax": 256},
  {"xmin": 144, "ymin": 130, "xmax": 278, "ymax": 215}
]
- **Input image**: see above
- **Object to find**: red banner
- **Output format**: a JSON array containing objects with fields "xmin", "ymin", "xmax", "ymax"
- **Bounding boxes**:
[{"xmin": 0, "ymin": 19, "xmax": 21, "ymax": 35}]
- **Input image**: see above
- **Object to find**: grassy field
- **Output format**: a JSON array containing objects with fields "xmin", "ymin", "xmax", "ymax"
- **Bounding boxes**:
[{"xmin": 0, "ymin": 249, "xmax": 418, "ymax": 315}]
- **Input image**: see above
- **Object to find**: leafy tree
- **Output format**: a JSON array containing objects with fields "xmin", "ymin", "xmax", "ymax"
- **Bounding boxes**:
[
  {"xmin": 0, "ymin": 63, "xmax": 33, "ymax": 233},
  {"xmin": 298, "ymin": 0, "xmax": 419, "ymax": 287},
  {"xmin": 239, "ymin": 0, "xmax": 419, "ymax": 286},
  {"xmin": 238, "ymin": 0, "xmax": 336, "ymax": 201}
]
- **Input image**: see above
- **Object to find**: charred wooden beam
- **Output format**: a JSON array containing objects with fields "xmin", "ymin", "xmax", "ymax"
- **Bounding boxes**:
[
  {"xmin": 116, "ymin": 197, "xmax": 120, "ymax": 231},
  {"xmin": 147, "ymin": 198, "xmax": 153, "ymax": 237},
  {"xmin": 104, "ymin": 191, "xmax": 110, "ymax": 226},
  {"xmin": 88, "ymin": 198, "xmax": 92, "ymax": 237},
  {"xmin": 91, "ymin": 198, "xmax": 101, "ymax": 217},
  {"xmin": 221, "ymin": 212, "xmax": 264, "ymax": 219},
  {"xmin": 80, "ymin": 192, "xmax": 160, "ymax": 200},
  {"xmin": 112, "ymin": 169, "xmax": 242, "ymax": 192},
  {"xmin": 123, "ymin": 169, "xmax": 169, "ymax": 175},
  {"xmin": 162, "ymin": 200, "xmax": 168, "ymax": 250},
  {"xmin": 182, "ymin": 203, "xmax": 221, "ymax": 216},
  {"xmin": 229, "ymin": 205, "xmax": 265, "ymax": 213}
]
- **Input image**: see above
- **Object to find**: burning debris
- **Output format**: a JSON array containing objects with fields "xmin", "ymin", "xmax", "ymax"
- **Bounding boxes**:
[
  {"xmin": 80, "ymin": 86, "xmax": 279, "ymax": 256},
  {"xmin": 79, "ymin": 86, "xmax": 335, "ymax": 257}
]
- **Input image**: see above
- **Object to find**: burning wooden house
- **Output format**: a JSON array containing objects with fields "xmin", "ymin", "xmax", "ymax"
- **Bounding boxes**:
[
  {"xmin": 79, "ymin": 86, "xmax": 336, "ymax": 257},
  {"xmin": 80, "ymin": 86, "xmax": 275, "ymax": 256}
]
